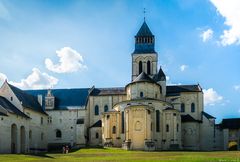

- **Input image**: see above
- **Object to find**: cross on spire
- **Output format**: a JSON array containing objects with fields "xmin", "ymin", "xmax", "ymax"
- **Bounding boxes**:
[{"xmin": 143, "ymin": 8, "xmax": 146, "ymax": 21}]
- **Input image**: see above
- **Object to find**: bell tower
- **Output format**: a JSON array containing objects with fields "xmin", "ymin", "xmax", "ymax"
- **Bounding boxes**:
[{"xmin": 132, "ymin": 21, "xmax": 158, "ymax": 81}]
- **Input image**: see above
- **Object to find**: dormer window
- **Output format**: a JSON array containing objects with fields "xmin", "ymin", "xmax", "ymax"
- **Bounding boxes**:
[{"xmin": 45, "ymin": 89, "xmax": 55, "ymax": 110}]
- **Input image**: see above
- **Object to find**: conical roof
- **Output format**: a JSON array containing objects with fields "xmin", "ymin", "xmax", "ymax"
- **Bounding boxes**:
[
  {"xmin": 132, "ymin": 72, "xmax": 155, "ymax": 83},
  {"xmin": 154, "ymin": 67, "xmax": 166, "ymax": 82},
  {"xmin": 136, "ymin": 21, "xmax": 153, "ymax": 37}
]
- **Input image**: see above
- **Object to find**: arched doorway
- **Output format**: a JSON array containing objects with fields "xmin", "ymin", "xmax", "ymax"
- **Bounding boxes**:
[
  {"xmin": 20, "ymin": 126, "xmax": 26, "ymax": 153},
  {"xmin": 11, "ymin": 124, "xmax": 17, "ymax": 153}
]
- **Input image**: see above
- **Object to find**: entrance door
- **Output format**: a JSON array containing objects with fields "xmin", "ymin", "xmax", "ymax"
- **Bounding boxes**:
[{"xmin": 11, "ymin": 124, "xmax": 17, "ymax": 153}]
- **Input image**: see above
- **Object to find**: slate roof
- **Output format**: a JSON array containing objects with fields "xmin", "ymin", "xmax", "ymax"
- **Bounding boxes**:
[
  {"xmin": 202, "ymin": 111, "xmax": 215, "ymax": 119},
  {"xmin": 90, "ymin": 87, "xmax": 125, "ymax": 96},
  {"xmin": 132, "ymin": 72, "xmax": 156, "ymax": 84},
  {"xmin": 7, "ymin": 83, "xmax": 46, "ymax": 115},
  {"xmin": 25, "ymin": 88, "xmax": 90, "ymax": 110},
  {"xmin": 0, "ymin": 96, "xmax": 29, "ymax": 118},
  {"xmin": 166, "ymin": 85, "xmax": 202, "ymax": 96},
  {"xmin": 90, "ymin": 120, "xmax": 102, "ymax": 128},
  {"xmin": 220, "ymin": 118, "xmax": 240, "ymax": 129},
  {"xmin": 136, "ymin": 21, "xmax": 154, "ymax": 37},
  {"xmin": 181, "ymin": 114, "xmax": 201, "ymax": 123},
  {"xmin": 153, "ymin": 67, "xmax": 166, "ymax": 82}
]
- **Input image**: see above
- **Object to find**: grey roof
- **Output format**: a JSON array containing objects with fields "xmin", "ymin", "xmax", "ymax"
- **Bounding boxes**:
[
  {"xmin": 25, "ymin": 88, "xmax": 90, "ymax": 110},
  {"xmin": 202, "ymin": 111, "xmax": 215, "ymax": 119},
  {"xmin": 0, "ymin": 96, "xmax": 29, "ymax": 118},
  {"xmin": 181, "ymin": 114, "xmax": 201, "ymax": 123},
  {"xmin": 0, "ymin": 111, "xmax": 7, "ymax": 116},
  {"xmin": 132, "ymin": 72, "xmax": 156, "ymax": 84},
  {"xmin": 8, "ymin": 83, "xmax": 46, "ymax": 115},
  {"xmin": 90, "ymin": 120, "xmax": 102, "ymax": 128},
  {"xmin": 153, "ymin": 67, "xmax": 166, "ymax": 82},
  {"xmin": 220, "ymin": 118, "xmax": 240, "ymax": 129},
  {"xmin": 166, "ymin": 85, "xmax": 202, "ymax": 96},
  {"xmin": 136, "ymin": 21, "xmax": 154, "ymax": 37},
  {"xmin": 90, "ymin": 87, "xmax": 125, "ymax": 96}
]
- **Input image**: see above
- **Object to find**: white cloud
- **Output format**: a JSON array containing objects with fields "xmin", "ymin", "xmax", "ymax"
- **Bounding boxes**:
[
  {"xmin": 234, "ymin": 85, "xmax": 240, "ymax": 91},
  {"xmin": 45, "ymin": 47, "xmax": 87, "ymax": 73},
  {"xmin": 180, "ymin": 64, "xmax": 188, "ymax": 72},
  {"xmin": 0, "ymin": 2, "xmax": 10, "ymax": 20},
  {"xmin": 203, "ymin": 88, "xmax": 223, "ymax": 106},
  {"xmin": 200, "ymin": 29, "xmax": 213, "ymax": 42},
  {"xmin": 210, "ymin": 0, "xmax": 240, "ymax": 46},
  {"xmin": 9, "ymin": 68, "xmax": 58, "ymax": 89}
]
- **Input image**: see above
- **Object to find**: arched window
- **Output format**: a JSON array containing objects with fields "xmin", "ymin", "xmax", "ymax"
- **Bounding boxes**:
[
  {"xmin": 191, "ymin": 103, "xmax": 195, "ymax": 112},
  {"xmin": 112, "ymin": 126, "xmax": 116, "ymax": 134},
  {"xmin": 140, "ymin": 92, "xmax": 144, "ymax": 98},
  {"xmin": 147, "ymin": 61, "xmax": 151, "ymax": 75},
  {"xmin": 181, "ymin": 103, "xmax": 185, "ymax": 112},
  {"xmin": 160, "ymin": 86, "xmax": 162, "ymax": 94},
  {"xmin": 166, "ymin": 124, "xmax": 169, "ymax": 132},
  {"xmin": 96, "ymin": 132, "xmax": 99, "ymax": 139},
  {"xmin": 94, "ymin": 105, "xmax": 99, "ymax": 115},
  {"xmin": 56, "ymin": 129, "xmax": 62, "ymax": 138},
  {"xmin": 104, "ymin": 105, "xmax": 108, "ymax": 112},
  {"xmin": 156, "ymin": 110, "xmax": 160, "ymax": 132},
  {"xmin": 139, "ymin": 61, "xmax": 143, "ymax": 74},
  {"xmin": 177, "ymin": 124, "xmax": 179, "ymax": 132}
]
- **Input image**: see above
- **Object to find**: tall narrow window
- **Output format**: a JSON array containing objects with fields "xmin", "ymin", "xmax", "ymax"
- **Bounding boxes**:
[
  {"xmin": 191, "ymin": 103, "xmax": 195, "ymax": 112},
  {"xmin": 96, "ymin": 132, "xmax": 99, "ymax": 139},
  {"xmin": 181, "ymin": 103, "xmax": 185, "ymax": 112},
  {"xmin": 140, "ymin": 92, "xmax": 144, "ymax": 98},
  {"xmin": 94, "ymin": 105, "xmax": 99, "ymax": 115},
  {"xmin": 121, "ymin": 111, "xmax": 124, "ymax": 133},
  {"xmin": 56, "ymin": 129, "xmax": 62, "ymax": 138},
  {"xmin": 112, "ymin": 126, "xmax": 116, "ymax": 134},
  {"xmin": 177, "ymin": 124, "xmax": 179, "ymax": 132},
  {"xmin": 166, "ymin": 124, "xmax": 169, "ymax": 132},
  {"xmin": 104, "ymin": 105, "xmax": 108, "ymax": 112},
  {"xmin": 139, "ymin": 61, "xmax": 143, "ymax": 74},
  {"xmin": 160, "ymin": 86, "xmax": 162, "ymax": 94},
  {"xmin": 147, "ymin": 61, "xmax": 151, "ymax": 75},
  {"xmin": 156, "ymin": 110, "xmax": 160, "ymax": 132}
]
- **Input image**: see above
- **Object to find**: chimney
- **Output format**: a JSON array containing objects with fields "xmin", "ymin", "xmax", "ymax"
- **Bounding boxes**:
[{"xmin": 37, "ymin": 95, "xmax": 43, "ymax": 106}]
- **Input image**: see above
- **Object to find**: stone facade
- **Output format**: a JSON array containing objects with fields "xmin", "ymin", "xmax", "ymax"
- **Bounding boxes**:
[{"xmin": 0, "ymin": 20, "xmax": 239, "ymax": 153}]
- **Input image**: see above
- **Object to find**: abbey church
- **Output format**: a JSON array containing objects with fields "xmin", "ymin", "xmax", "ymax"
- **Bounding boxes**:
[{"xmin": 0, "ymin": 21, "xmax": 239, "ymax": 153}]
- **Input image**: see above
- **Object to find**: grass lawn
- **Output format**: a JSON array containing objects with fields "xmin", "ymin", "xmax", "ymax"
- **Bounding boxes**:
[{"xmin": 0, "ymin": 148, "xmax": 240, "ymax": 162}]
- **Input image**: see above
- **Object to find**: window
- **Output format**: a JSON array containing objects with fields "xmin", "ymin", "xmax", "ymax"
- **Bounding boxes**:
[
  {"xmin": 48, "ymin": 116, "xmax": 52, "ymax": 124},
  {"xmin": 147, "ymin": 61, "xmax": 151, "ymax": 75},
  {"xmin": 121, "ymin": 111, "xmax": 124, "ymax": 133},
  {"xmin": 112, "ymin": 126, "xmax": 116, "ymax": 134},
  {"xmin": 56, "ymin": 129, "xmax": 62, "ymax": 138},
  {"xmin": 160, "ymin": 86, "xmax": 162, "ymax": 94},
  {"xmin": 177, "ymin": 124, "xmax": 179, "ymax": 132},
  {"xmin": 166, "ymin": 124, "xmax": 169, "ymax": 132},
  {"xmin": 140, "ymin": 92, "xmax": 144, "ymax": 98},
  {"xmin": 96, "ymin": 132, "xmax": 99, "ymax": 139},
  {"xmin": 191, "ymin": 103, "xmax": 195, "ymax": 112},
  {"xmin": 94, "ymin": 105, "xmax": 99, "ymax": 115},
  {"xmin": 104, "ymin": 105, "xmax": 108, "ymax": 112},
  {"xmin": 181, "ymin": 103, "xmax": 185, "ymax": 112},
  {"xmin": 10, "ymin": 97, "xmax": 13, "ymax": 101},
  {"xmin": 40, "ymin": 117, "xmax": 43, "ymax": 125},
  {"xmin": 139, "ymin": 61, "xmax": 143, "ymax": 74},
  {"xmin": 156, "ymin": 110, "xmax": 160, "ymax": 132},
  {"xmin": 29, "ymin": 130, "xmax": 32, "ymax": 139}
]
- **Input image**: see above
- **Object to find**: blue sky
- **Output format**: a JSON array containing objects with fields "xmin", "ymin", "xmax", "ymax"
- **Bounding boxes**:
[{"xmin": 0, "ymin": 0, "xmax": 239, "ymax": 122}]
